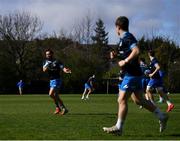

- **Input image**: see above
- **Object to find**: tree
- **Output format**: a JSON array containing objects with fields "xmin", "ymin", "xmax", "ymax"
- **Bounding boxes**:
[
  {"xmin": 72, "ymin": 12, "xmax": 94, "ymax": 44},
  {"xmin": 0, "ymin": 11, "xmax": 42, "ymax": 80},
  {"xmin": 92, "ymin": 19, "xmax": 108, "ymax": 46}
]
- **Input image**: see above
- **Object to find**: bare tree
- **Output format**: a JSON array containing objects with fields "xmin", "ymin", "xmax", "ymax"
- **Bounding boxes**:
[
  {"xmin": 72, "ymin": 11, "xmax": 94, "ymax": 44},
  {"xmin": 0, "ymin": 11, "xmax": 42, "ymax": 79}
]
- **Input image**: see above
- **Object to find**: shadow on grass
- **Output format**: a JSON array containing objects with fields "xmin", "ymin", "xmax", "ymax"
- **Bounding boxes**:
[
  {"xmin": 121, "ymin": 133, "xmax": 180, "ymax": 138},
  {"xmin": 67, "ymin": 113, "xmax": 117, "ymax": 116},
  {"xmin": 167, "ymin": 133, "xmax": 180, "ymax": 137}
]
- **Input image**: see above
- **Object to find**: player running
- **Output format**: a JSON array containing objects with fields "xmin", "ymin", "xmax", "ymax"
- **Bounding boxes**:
[
  {"xmin": 103, "ymin": 16, "xmax": 168, "ymax": 135},
  {"xmin": 140, "ymin": 58, "xmax": 150, "ymax": 95},
  {"xmin": 146, "ymin": 50, "xmax": 174, "ymax": 112},
  {"xmin": 43, "ymin": 49, "xmax": 71, "ymax": 115},
  {"xmin": 17, "ymin": 80, "xmax": 25, "ymax": 95},
  {"xmin": 139, "ymin": 58, "xmax": 150, "ymax": 108},
  {"xmin": 81, "ymin": 75, "xmax": 95, "ymax": 100}
]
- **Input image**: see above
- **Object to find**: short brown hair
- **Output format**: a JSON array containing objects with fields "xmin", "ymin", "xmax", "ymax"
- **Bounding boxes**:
[
  {"xmin": 115, "ymin": 16, "xmax": 129, "ymax": 31},
  {"xmin": 148, "ymin": 50, "xmax": 155, "ymax": 57},
  {"xmin": 45, "ymin": 48, "xmax": 53, "ymax": 54}
]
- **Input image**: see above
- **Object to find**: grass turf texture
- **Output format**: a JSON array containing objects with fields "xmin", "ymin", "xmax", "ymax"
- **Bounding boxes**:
[{"xmin": 0, "ymin": 94, "xmax": 180, "ymax": 140}]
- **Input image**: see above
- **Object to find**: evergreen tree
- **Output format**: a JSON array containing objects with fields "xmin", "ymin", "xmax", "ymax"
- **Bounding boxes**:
[{"xmin": 92, "ymin": 19, "xmax": 108, "ymax": 46}]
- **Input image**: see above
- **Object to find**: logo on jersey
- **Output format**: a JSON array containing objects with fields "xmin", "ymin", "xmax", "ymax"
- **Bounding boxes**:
[
  {"xmin": 119, "ymin": 40, "xmax": 122, "ymax": 47},
  {"xmin": 123, "ymin": 85, "xmax": 129, "ymax": 89}
]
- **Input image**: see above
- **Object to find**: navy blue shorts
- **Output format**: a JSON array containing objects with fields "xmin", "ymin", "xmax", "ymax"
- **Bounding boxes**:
[
  {"xmin": 147, "ymin": 78, "xmax": 163, "ymax": 88},
  {"xmin": 142, "ymin": 77, "xmax": 150, "ymax": 90}
]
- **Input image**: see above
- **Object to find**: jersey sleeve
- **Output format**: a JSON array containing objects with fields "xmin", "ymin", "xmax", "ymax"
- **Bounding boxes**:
[
  {"xmin": 152, "ymin": 58, "xmax": 159, "ymax": 67},
  {"xmin": 43, "ymin": 60, "xmax": 51, "ymax": 68},
  {"xmin": 124, "ymin": 34, "xmax": 137, "ymax": 50}
]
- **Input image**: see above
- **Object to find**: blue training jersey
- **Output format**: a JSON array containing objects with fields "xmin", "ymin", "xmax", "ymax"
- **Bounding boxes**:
[
  {"xmin": 140, "ymin": 63, "xmax": 150, "ymax": 77},
  {"xmin": 17, "ymin": 81, "xmax": 24, "ymax": 88},
  {"xmin": 149, "ymin": 58, "xmax": 161, "ymax": 79},
  {"xmin": 116, "ymin": 32, "xmax": 142, "ymax": 76},
  {"xmin": 43, "ymin": 59, "xmax": 64, "ymax": 80},
  {"xmin": 86, "ymin": 76, "xmax": 95, "ymax": 86}
]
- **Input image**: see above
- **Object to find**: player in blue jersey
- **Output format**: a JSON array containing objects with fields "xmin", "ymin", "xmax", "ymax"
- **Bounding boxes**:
[
  {"xmin": 103, "ymin": 16, "xmax": 168, "ymax": 135},
  {"xmin": 140, "ymin": 58, "xmax": 150, "ymax": 94},
  {"xmin": 138, "ymin": 58, "xmax": 150, "ymax": 108},
  {"xmin": 17, "ymin": 80, "xmax": 25, "ymax": 95},
  {"xmin": 117, "ymin": 70, "xmax": 124, "ymax": 92},
  {"xmin": 158, "ymin": 70, "xmax": 165, "ymax": 103},
  {"xmin": 81, "ymin": 75, "xmax": 95, "ymax": 100},
  {"xmin": 146, "ymin": 50, "xmax": 174, "ymax": 112},
  {"xmin": 43, "ymin": 49, "xmax": 71, "ymax": 115}
]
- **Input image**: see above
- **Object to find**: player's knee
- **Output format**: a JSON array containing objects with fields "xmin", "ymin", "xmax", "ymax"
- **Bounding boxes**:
[
  {"xmin": 118, "ymin": 98, "xmax": 126, "ymax": 105},
  {"xmin": 146, "ymin": 89, "xmax": 149, "ymax": 93},
  {"xmin": 49, "ymin": 93, "xmax": 54, "ymax": 97}
]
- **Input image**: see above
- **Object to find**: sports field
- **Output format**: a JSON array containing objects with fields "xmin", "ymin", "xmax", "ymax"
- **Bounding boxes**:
[{"xmin": 0, "ymin": 94, "xmax": 179, "ymax": 140}]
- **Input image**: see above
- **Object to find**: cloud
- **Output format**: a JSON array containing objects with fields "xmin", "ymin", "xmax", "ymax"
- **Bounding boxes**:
[{"xmin": 0, "ymin": 0, "xmax": 179, "ymax": 45}]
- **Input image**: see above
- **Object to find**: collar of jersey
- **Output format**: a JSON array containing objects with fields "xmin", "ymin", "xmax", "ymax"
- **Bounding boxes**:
[{"xmin": 120, "ymin": 31, "xmax": 128, "ymax": 38}]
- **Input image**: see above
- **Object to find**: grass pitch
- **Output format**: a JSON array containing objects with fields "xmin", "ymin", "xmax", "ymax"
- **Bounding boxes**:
[{"xmin": 0, "ymin": 94, "xmax": 180, "ymax": 140}]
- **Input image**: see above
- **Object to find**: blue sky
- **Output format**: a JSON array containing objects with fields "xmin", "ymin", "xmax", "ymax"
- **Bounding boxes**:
[{"xmin": 0, "ymin": 0, "xmax": 179, "ymax": 45}]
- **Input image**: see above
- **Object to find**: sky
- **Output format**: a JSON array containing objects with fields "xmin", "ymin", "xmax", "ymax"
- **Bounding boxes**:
[{"xmin": 0, "ymin": 0, "xmax": 179, "ymax": 45}]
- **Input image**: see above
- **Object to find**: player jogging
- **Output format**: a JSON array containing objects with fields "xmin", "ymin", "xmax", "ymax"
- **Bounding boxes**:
[
  {"xmin": 103, "ymin": 16, "xmax": 168, "ymax": 135},
  {"xmin": 43, "ymin": 49, "xmax": 71, "ymax": 115},
  {"xmin": 146, "ymin": 50, "xmax": 174, "ymax": 112},
  {"xmin": 17, "ymin": 80, "xmax": 24, "ymax": 95},
  {"xmin": 81, "ymin": 75, "xmax": 95, "ymax": 100}
]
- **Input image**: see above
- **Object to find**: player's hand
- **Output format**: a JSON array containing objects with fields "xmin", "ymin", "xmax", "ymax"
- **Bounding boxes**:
[
  {"xmin": 118, "ymin": 60, "xmax": 126, "ymax": 67},
  {"xmin": 63, "ymin": 68, "xmax": 72, "ymax": 74},
  {"xmin": 43, "ymin": 61, "xmax": 51, "ymax": 68},
  {"xmin": 110, "ymin": 51, "xmax": 116, "ymax": 59},
  {"xmin": 149, "ymin": 73, "xmax": 153, "ymax": 78}
]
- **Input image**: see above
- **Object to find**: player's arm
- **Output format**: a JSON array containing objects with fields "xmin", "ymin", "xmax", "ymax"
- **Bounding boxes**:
[
  {"xmin": 43, "ymin": 61, "xmax": 51, "ymax": 72},
  {"xmin": 149, "ymin": 63, "xmax": 160, "ymax": 77},
  {"xmin": 118, "ymin": 46, "xmax": 139, "ymax": 67},
  {"xmin": 90, "ymin": 81, "xmax": 95, "ymax": 91},
  {"xmin": 90, "ymin": 80, "xmax": 93, "ymax": 87},
  {"xmin": 110, "ymin": 50, "xmax": 117, "ymax": 59},
  {"xmin": 58, "ymin": 62, "xmax": 71, "ymax": 74}
]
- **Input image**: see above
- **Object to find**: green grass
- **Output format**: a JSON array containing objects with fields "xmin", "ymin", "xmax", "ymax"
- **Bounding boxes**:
[{"xmin": 0, "ymin": 94, "xmax": 180, "ymax": 140}]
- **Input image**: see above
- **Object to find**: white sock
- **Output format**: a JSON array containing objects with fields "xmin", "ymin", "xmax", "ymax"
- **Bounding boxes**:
[
  {"xmin": 115, "ymin": 118, "xmax": 124, "ymax": 130},
  {"xmin": 150, "ymin": 100, "xmax": 155, "ymax": 105},
  {"xmin": 159, "ymin": 97, "xmax": 163, "ymax": 101},
  {"xmin": 153, "ymin": 108, "xmax": 165, "ymax": 120},
  {"xmin": 166, "ymin": 100, "xmax": 171, "ymax": 106}
]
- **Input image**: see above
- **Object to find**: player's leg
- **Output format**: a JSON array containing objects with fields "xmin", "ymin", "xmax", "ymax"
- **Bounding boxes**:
[
  {"xmin": 19, "ymin": 87, "xmax": 22, "ymax": 95},
  {"xmin": 103, "ymin": 90, "xmax": 131, "ymax": 135},
  {"xmin": 138, "ymin": 78, "xmax": 149, "ymax": 108},
  {"xmin": 103, "ymin": 76, "xmax": 132, "ymax": 135},
  {"xmin": 54, "ymin": 88, "xmax": 68, "ymax": 115},
  {"xmin": 82, "ymin": 83, "xmax": 88, "ymax": 99},
  {"xmin": 133, "ymin": 90, "xmax": 169, "ymax": 132},
  {"xmin": 81, "ymin": 88, "xmax": 87, "ymax": 100},
  {"xmin": 49, "ymin": 87, "xmax": 61, "ymax": 114},
  {"xmin": 85, "ymin": 88, "xmax": 92, "ymax": 99},
  {"xmin": 158, "ymin": 95, "xmax": 164, "ymax": 103},
  {"xmin": 146, "ymin": 80, "xmax": 156, "ymax": 105},
  {"xmin": 133, "ymin": 90, "xmax": 157, "ymax": 111},
  {"xmin": 156, "ymin": 87, "xmax": 174, "ymax": 112},
  {"xmin": 127, "ymin": 77, "xmax": 168, "ymax": 133}
]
